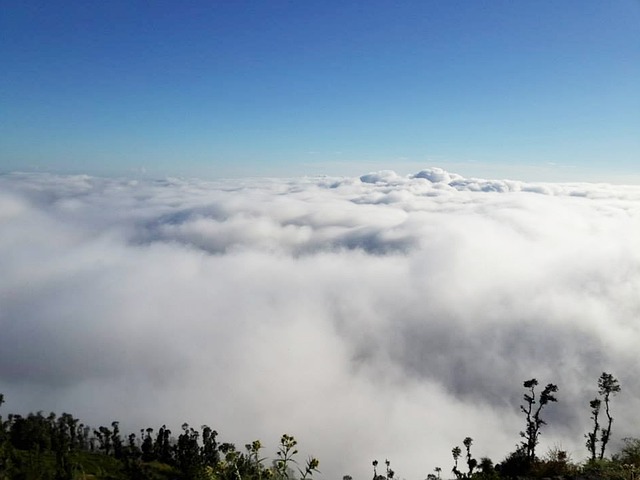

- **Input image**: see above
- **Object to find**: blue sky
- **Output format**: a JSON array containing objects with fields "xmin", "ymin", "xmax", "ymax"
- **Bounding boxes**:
[{"xmin": 1, "ymin": 1, "xmax": 639, "ymax": 181}]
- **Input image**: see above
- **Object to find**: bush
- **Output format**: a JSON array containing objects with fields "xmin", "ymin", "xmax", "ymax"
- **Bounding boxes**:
[{"xmin": 614, "ymin": 438, "xmax": 640, "ymax": 467}]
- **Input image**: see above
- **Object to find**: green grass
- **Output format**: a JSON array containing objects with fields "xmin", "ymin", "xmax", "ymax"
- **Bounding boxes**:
[{"xmin": 8, "ymin": 449, "xmax": 179, "ymax": 480}]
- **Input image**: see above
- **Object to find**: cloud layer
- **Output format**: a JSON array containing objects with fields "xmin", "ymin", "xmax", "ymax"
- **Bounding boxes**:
[{"xmin": 1, "ymin": 168, "xmax": 640, "ymax": 479}]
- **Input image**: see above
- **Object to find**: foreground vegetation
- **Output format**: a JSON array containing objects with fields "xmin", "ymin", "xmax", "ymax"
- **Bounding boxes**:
[
  {"xmin": 1, "ymin": 373, "xmax": 639, "ymax": 480},
  {"xmin": 0, "ymin": 393, "xmax": 318, "ymax": 480}
]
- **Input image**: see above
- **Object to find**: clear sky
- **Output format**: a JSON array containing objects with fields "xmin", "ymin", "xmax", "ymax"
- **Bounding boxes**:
[{"xmin": 1, "ymin": 1, "xmax": 639, "ymax": 181}]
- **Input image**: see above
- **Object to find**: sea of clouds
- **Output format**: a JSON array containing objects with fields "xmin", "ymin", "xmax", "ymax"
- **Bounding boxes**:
[{"xmin": 1, "ymin": 167, "xmax": 640, "ymax": 479}]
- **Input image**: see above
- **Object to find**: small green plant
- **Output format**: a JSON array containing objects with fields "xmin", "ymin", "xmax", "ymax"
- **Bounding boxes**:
[
  {"xmin": 275, "ymin": 434, "xmax": 298, "ymax": 480},
  {"xmin": 299, "ymin": 456, "xmax": 320, "ymax": 480},
  {"xmin": 273, "ymin": 434, "xmax": 319, "ymax": 480},
  {"xmin": 246, "ymin": 439, "xmax": 267, "ymax": 480}
]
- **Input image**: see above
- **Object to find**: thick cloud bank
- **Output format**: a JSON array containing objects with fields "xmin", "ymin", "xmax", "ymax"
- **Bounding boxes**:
[{"xmin": 1, "ymin": 168, "xmax": 640, "ymax": 479}]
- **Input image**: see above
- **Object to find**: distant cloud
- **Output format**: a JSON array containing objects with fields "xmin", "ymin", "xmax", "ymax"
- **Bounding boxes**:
[{"xmin": 1, "ymin": 169, "xmax": 640, "ymax": 479}]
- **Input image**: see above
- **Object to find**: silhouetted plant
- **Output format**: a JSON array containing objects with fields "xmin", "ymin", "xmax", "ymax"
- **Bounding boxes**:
[
  {"xmin": 110, "ymin": 421, "xmax": 123, "ymax": 459},
  {"xmin": 11, "ymin": 412, "xmax": 54, "ymax": 452},
  {"xmin": 372, "ymin": 459, "xmax": 385, "ymax": 480},
  {"xmin": 141, "ymin": 427, "xmax": 155, "ymax": 462},
  {"xmin": 154, "ymin": 424, "xmax": 173, "ymax": 464},
  {"xmin": 372, "ymin": 459, "xmax": 378, "ymax": 479},
  {"xmin": 496, "ymin": 446, "xmax": 530, "ymax": 478},
  {"xmin": 451, "ymin": 438, "xmax": 477, "ymax": 479},
  {"xmin": 585, "ymin": 372, "xmax": 621, "ymax": 462},
  {"xmin": 476, "ymin": 457, "xmax": 497, "ymax": 479},
  {"xmin": 177, "ymin": 423, "xmax": 204, "ymax": 479},
  {"xmin": 451, "ymin": 445, "xmax": 462, "ymax": 479},
  {"xmin": 614, "ymin": 437, "xmax": 640, "ymax": 467},
  {"xmin": 94, "ymin": 425, "xmax": 113, "ymax": 456},
  {"xmin": 201, "ymin": 425, "xmax": 220, "ymax": 468},
  {"xmin": 532, "ymin": 445, "xmax": 578, "ymax": 478},
  {"xmin": 383, "ymin": 459, "xmax": 394, "ymax": 480},
  {"xmin": 463, "ymin": 437, "xmax": 477, "ymax": 477},
  {"xmin": 599, "ymin": 372, "xmax": 621, "ymax": 460},
  {"xmin": 586, "ymin": 397, "xmax": 602, "ymax": 461},
  {"xmin": 519, "ymin": 378, "xmax": 558, "ymax": 462}
]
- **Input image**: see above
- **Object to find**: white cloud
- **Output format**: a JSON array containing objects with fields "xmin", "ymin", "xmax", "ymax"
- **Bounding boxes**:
[{"xmin": 1, "ymin": 169, "xmax": 640, "ymax": 479}]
